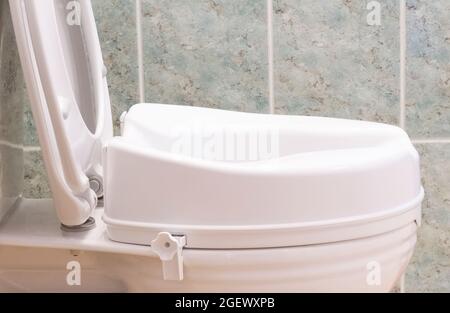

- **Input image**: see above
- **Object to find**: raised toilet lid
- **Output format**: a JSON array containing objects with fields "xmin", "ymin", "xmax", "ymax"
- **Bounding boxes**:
[{"xmin": 10, "ymin": 0, "xmax": 113, "ymax": 226}]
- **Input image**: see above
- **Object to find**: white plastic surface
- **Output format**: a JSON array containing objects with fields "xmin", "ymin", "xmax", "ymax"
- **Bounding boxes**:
[
  {"xmin": 103, "ymin": 103, "xmax": 423, "ymax": 248},
  {"xmin": 9, "ymin": 0, "xmax": 113, "ymax": 226}
]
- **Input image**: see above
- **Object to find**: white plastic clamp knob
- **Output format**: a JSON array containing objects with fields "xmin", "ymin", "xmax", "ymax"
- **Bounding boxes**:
[{"xmin": 151, "ymin": 232, "xmax": 186, "ymax": 281}]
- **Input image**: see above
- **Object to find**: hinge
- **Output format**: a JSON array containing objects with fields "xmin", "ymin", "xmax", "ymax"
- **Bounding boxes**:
[{"xmin": 151, "ymin": 232, "xmax": 186, "ymax": 281}]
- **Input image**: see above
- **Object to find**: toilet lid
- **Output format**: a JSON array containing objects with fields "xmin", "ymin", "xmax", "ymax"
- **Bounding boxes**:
[{"xmin": 10, "ymin": 0, "xmax": 113, "ymax": 226}]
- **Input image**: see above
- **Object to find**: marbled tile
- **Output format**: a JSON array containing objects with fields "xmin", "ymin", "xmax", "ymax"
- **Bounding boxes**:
[
  {"xmin": 0, "ymin": 145, "xmax": 23, "ymax": 202},
  {"xmin": 406, "ymin": 0, "xmax": 450, "ymax": 138},
  {"xmin": 23, "ymin": 150, "xmax": 51, "ymax": 199},
  {"xmin": 405, "ymin": 144, "xmax": 450, "ymax": 292},
  {"xmin": 273, "ymin": 0, "xmax": 399, "ymax": 124},
  {"xmin": 23, "ymin": 107, "xmax": 38, "ymax": 146},
  {"xmin": 0, "ymin": 0, "xmax": 26, "ymax": 146},
  {"xmin": 142, "ymin": 0, "xmax": 269, "ymax": 113},
  {"xmin": 92, "ymin": 0, "xmax": 139, "ymax": 134}
]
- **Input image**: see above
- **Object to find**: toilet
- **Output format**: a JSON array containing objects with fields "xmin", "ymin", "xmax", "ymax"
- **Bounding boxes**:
[{"xmin": 0, "ymin": 0, "xmax": 423, "ymax": 292}]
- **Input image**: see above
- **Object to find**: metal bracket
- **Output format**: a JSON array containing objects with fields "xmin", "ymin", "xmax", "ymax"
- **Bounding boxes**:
[{"xmin": 151, "ymin": 232, "xmax": 186, "ymax": 281}]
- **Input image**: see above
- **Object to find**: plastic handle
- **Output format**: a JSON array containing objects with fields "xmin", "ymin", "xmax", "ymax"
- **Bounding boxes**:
[
  {"xmin": 26, "ymin": 0, "xmax": 90, "ymax": 195},
  {"xmin": 25, "ymin": 0, "xmax": 107, "ymax": 196},
  {"xmin": 10, "ymin": 0, "xmax": 95, "ymax": 225}
]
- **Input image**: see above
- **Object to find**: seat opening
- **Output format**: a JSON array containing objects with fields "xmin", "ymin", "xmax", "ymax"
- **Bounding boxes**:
[{"xmin": 53, "ymin": 0, "xmax": 97, "ymax": 133}]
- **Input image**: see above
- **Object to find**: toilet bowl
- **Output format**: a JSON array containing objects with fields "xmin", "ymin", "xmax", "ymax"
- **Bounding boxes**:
[{"xmin": 0, "ymin": 0, "xmax": 423, "ymax": 292}]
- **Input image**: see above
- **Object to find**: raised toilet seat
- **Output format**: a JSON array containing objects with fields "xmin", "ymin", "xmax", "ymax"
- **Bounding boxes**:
[
  {"xmin": 7, "ymin": 0, "xmax": 423, "ymax": 292},
  {"xmin": 104, "ymin": 103, "xmax": 422, "ymax": 249}
]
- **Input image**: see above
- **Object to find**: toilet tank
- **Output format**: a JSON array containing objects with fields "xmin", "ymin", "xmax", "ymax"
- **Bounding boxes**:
[{"xmin": 0, "ymin": 0, "xmax": 25, "ymax": 221}]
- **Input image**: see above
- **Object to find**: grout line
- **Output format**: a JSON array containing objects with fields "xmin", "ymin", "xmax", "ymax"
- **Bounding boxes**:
[
  {"xmin": 399, "ymin": 0, "xmax": 406, "ymax": 129},
  {"xmin": 0, "ymin": 141, "xmax": 41, "ymax": 153},
  {"xmin": 136, "ymin": 0, "xmax": 145, "ymax": 103},
  {"xmin": 0, "ymin": 140, "xmax": 25, "ymax": 151},
  {"xmin": 412, "ymin": 138, "xmax": 450, "ymax": 144},
  {"xmin": 24, "ymin": 146, "xmax": 41, "ymax": 152},
  {"xmin": 267, "ymin": 0, "xmax": 275, "ymax": 114}
]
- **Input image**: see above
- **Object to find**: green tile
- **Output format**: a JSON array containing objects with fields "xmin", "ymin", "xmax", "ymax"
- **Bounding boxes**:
[
  {"xmin": 142, "ymin": 0, "xmax": 269, "ymax": 113},
  {"xmin": 274, "ymin": 0, "xmax": 399, "ymax": 124},
  {"xmin": 0, "ymin": 0, "xmax": 27, "ymax": 146},
  {"xmin": 93, "ymin": 0, "xmax": 139, "ymax": 134},
  {"xmin": 405, "ymin": 0, "xmax": 450, "ymax": 137},
  {"xmin": 23, "ymin": 150, "xmax": 51, "ymax": 199},
  {"xmin": 406, "ymin": 144, "xmax": 450, "ymax": 292}
]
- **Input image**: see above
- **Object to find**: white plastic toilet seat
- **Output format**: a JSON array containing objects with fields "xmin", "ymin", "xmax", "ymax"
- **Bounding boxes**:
[
  {"xmin": 103, "ymin": 103, "xmax": 423, "ymax": 248},
  {"xmin": 10, "ymin": 0, "xmax": 423, "ymax": 250}
]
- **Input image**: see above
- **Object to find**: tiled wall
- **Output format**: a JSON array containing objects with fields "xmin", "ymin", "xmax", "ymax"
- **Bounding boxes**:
[
  {"xmin": 15, "ymin": 0, "xmax": 450, "ymax": 292},
  {"xmin": 0, "ymin": 0, "xmax": 26, "ymax": 217}
]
